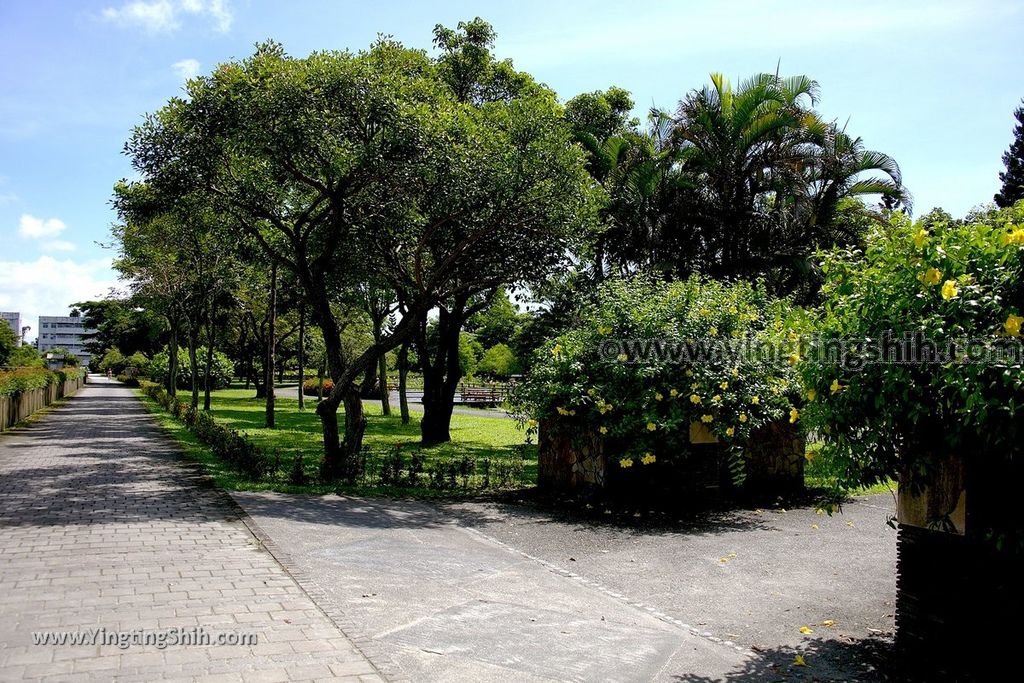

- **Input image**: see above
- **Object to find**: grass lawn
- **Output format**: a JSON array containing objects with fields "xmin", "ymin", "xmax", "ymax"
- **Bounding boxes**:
[{"xmin": 139, "ymin": 386, "xmax": 536, "ymax": 497}]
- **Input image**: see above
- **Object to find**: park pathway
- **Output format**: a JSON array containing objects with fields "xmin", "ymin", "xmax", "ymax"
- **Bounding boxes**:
[{"xmin": 0, "ymin": 377, "xmax": 387, "ymax": 682}]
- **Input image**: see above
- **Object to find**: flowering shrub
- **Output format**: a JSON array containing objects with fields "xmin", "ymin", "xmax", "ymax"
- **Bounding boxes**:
[
  {"xmin": 800, "ymin": 204, "xmax": 1024, "ymax": 506},
  {"xmin": 512, "ymin": 275, "xmax": 810, "ymax": 480},
  {"xmin": 301, "ymin": 378, "xmax": 334, "ymax": 396}
]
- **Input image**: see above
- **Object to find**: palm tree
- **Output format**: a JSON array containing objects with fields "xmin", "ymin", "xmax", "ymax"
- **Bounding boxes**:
[
  {"xmin": 669, "ymin": 72, "xmax": 822, "ymax": 277},
  {"xmin": 802, "ymin": 125, "xmax": 910, "ymax": 229}
]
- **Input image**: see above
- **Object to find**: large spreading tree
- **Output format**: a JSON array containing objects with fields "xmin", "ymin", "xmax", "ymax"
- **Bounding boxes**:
[{"xmin": 124, "ymin": 24, "xmax": 592, "ymax": 475}]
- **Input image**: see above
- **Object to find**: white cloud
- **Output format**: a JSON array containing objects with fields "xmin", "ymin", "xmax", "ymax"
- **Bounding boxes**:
[
  {"xmin": 0, "ymin": 256, "xmax": 119, "ymax": 342},
  {"xmin": 102, "ymin": 0, "xmax": 178, "ymax": 33},
  {"xmin": 172, "ymin": 58, "xmax": 201, "ymax": 81},
  {"xmin": 41, "ymin": 240, "xmax": 76, "ymax": 253},
  {"xmin": 101, "ymin": 0, "xmax": 232, "ymax": 34},
  {"xmin": 18, "ymin": 214, "xmax": 67, "ymax": 239}
]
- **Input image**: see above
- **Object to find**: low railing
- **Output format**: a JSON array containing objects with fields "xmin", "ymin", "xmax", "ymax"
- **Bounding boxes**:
[{"xmin": 0, "ymin": 373, "xmax": 85, "ymax": 432}]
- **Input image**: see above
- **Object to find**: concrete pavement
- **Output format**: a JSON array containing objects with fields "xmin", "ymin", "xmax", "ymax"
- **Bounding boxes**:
[{"xmin": 232, "ymin": 492, "xmax": 751, "ymax": 682}]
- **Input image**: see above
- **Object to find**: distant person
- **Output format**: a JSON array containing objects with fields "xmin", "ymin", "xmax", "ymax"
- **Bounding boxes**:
[{"xmin": 106, "ymin": 368, "xmax": 112, "ymax": 379}]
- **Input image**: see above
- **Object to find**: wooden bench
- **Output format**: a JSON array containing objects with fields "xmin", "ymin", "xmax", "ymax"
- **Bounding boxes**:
[{"xmin": 457, "ymin": 383, "xmax": 507, "ymax": 407}]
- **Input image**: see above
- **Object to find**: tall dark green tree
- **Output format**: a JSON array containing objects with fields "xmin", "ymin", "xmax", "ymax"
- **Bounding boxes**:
[
  {"xmin": 125, "ymin": 26, "xmax": 592, "ymax": 470},
  {"xmin": 995, "ymin": 99, "xmax": 1024, "ymax": 208}
]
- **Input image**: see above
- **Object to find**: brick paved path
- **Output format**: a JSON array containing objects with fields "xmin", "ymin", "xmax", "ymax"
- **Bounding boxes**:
[{"xmin": 0, "ymin": 378, "xmax": 385, "ymax": 682}]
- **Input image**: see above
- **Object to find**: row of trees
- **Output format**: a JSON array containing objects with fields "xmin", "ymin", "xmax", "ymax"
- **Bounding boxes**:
[{"xmin": 110, "ymin": 18, "xmax": 909, "ymax": 480}]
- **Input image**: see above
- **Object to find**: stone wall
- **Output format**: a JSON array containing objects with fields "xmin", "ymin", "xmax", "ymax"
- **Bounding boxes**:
[{"xmin": 537, "ymin": 418, "xmax": 804, "ymax": 499}]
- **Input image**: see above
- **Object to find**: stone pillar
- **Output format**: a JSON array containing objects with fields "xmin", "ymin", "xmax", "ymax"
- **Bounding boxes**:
[
  {"xmin": 743, "ymin": 420, "xmax": 805, "ymax": 495},
  {"xmin": 537, "ymin": 420, "xmax": 606, "ymax": 494}
]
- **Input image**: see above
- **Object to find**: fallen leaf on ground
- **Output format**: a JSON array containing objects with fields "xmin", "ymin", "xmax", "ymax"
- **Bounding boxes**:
[
  {"xmin": 793, "ymin": 654, "xmax": 807, "ymax": 667},
  {"xmin": 822, "ymin": 619, "xmax": 835, "ymax": 627},
  {"xmin": 799, "ymin": 626, "xmax": 814, "ymax": 634}
]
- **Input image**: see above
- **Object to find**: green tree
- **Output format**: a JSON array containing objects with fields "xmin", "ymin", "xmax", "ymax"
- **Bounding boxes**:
[
  {"xmin": 0, "ymin": 323, "xmax": 16, "ymax": 366},
  {"xmin": 74, "ymin": 299, "xmax": 164, "ymax": 358},
  {"xmin": 995, "ymin": 99, "xmax": 1024, "ymax": 208},
  {"xmin": 476, "ymin": 343, "xmax": 520, "ymax": 378},
  {"xmin": 125, "ymin": 27, "xmax": 592, "ymax": 465}
]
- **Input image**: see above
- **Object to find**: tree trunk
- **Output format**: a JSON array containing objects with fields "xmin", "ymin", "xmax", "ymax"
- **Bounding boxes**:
[
  {"xmin": 398, "ymin": 342, "xmax": 410, "ymax": 425},
  {"xmin": 317, "ymin": 361, "xmax": 324, "ymax": 403},
  {"xmin": 187, "ymin": 326, "xmax": 200, "ymax": 409},
  {"xmin": 342, "ymin": 387, "xmax": 366, "ymax": 476},
  {"xmin": 378, "ymin": 354, "xmax": 391, "ymax": 416},
  {"xmin": 202, "ymin": 309, "xmax": 215, "ymax": 412},
  {"xmin": 418, "ymin": 298, "xmax": 467, "ymax": 446},
  {"xmin": 265, "ymin": 263, "xmax": 277, "ymax": 429},
  {"xmin": 297, "ymin": 305, "xmax": 305, "ymax": 411},
  {"xmin": 167, "ymin": 318, "xmax": 179, "ymax": 397}
]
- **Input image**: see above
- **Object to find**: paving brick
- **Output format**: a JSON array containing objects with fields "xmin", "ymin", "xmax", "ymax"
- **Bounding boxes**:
[{"xmin": 0, "ymin": 380, "xmax": 386, "ymax": 681}]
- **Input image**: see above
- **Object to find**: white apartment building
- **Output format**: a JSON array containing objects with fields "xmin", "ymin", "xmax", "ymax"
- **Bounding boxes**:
[
  {"xmin": 1, "ymin": 311, "xmax": 23, "ymax": 347},
  {"xmin": 36, "ymin": 314, "xmax": 94, "ymax": 365}
]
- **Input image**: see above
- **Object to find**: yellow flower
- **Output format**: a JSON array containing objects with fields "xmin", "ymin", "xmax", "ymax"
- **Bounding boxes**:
[
  {"xmin": 725, "ymin": 426, "xmax": 735, "ymax": 437},
  {"xmin": 690, "ymin": 382, "xmax": 700, "ymax": 390},
  {"xmin": 556, "ymin": 407, "xmax": 569, "ymax": 416},
  {"xmin": 1004, "ymin": 228, "xmax": 1024, "ymax": 245},
  {"xmin": 920, "ymin": 267, "xmax": 942, "ymax": 286},
  {"xmin": 789, "ymin": 407, "xmax": 800, "ymax": 424},
  {"xmin": 690, "ymin": 394, "xmax": 702, "ymax": 404},
  {"xmin": 526, "ymin": 419, "xmax": 538, "ymax": 429},
  {"xmin": 647, "ymin": 421, "xmax": 657, "ymax": 431},
  {"xmin": 822, "ymin": 619, "xmax": 835, "ymax": 627},
  {"xmin": 732, "ymin": 367, "xmax": 739, "ymax": 377},
  {"xmin": 805, "ymin": 450, "xmax": 816, "ymax": 462},
  {"xmin": 709, "ymin": 326, "xmax": 718, "ymax": 337},
  {"xmin": 941, "ymin": 279, "xmax": 958, "ymax": 300},
  {"xmin": 701, "ymin": 414, "xmax": 714, "ymax": 423},
  {"xmin": 597, "ymin": 324, "xmax": 612, "ymax": 335},
  {"xmin": 719, "ymin": 381, "xmax": 729, "ymax": 390},
  {"xmin": 712, "ymin": 394, "xmax": 722, "ymax": 403},
  {"xmin": 568, "ymin": 409, "xmax": 576, "ymax": 416},
  {"xmin": 669, "ymin": 388, "xmax": 679, "ymax": 397},
  {"xmin": 685, "ymin": 369, "xmax": 694, "ymax": 377},
  {"xmin": 699, "ymin": 307, "xmax": 711, "ymax": 317},
  {"xmin": 788, "ymin": 352, "xmax": 800, "ymax": 366},
  {"xmin": 641, "ymin": 453, "xmax": 656, "ymax": 465},
  {"xmin": 806, "ymin": 389, "xmax": 817, "ymax": 401},
  {"xmin": 1004, "ymin": 313, "xmax": 1023, "ymax": 337},
  {"xmin": 599, "ymin": 426, "xmax": 608, "ymax": 434},
  {"xmin": 912, "ymin": 228, "xmax": 929, "ymax": 249},
  {"xmin": 655, "ymin": 392, "xmax": 664, "ymax": 401},
  {"xmin": 731, "ymin": 329, "xmax": 741, "ymax": 338},
  {"xmin": 799, "ymin": 626, "xmax": 814, "ymax": 635},
  {"xmin": 739, "ymin": 413, "xmax": 748, "ymax": 423},
  {"xmin": 830, "ymin": 378, "xmax": 843, "ymax": 394},
  {"xmin": 587, "ymin": 387, "xmax": 596, "ymax": 396},
  {"xmin": 729, "ymin": 306, "xmax": 738, "ymax": 314},
  {"xmin": 616, "ymin": 352, "xmax": 628, "ymax": 362},
  {"xmin": 551, "ymin": 343, "xmax": 563, "ymax": 357},
  {"xmin": 751, "ymin": 396, "xmax": 760, "ymax": 405},
  {"xmin": 793, "ymin": 654, "xmax": 807, "ymax": 667},
  {"xmin": 619, "ymin": 458, "xmax": 633, "ymax": 468}
]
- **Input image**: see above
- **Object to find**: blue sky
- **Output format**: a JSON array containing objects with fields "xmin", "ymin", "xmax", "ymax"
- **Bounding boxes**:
[{"xmin": 2, "ymin": 0, "xmax": 1023, "ymax": 339}]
